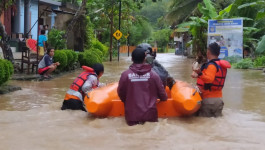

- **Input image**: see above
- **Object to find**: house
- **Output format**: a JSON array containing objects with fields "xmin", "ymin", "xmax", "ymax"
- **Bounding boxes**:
[
  {"xmin": 12, "ymin": 0, "xmax": 62, "ymax": 41},
  {"xmin": 1, "ymin": 0, "xmax": 78, "ymax": 59}
]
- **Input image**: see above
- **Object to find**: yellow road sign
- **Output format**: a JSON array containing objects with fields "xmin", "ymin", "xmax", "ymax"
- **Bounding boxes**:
[
  {"xmin": 113, "ymin": 30, "xmax": 123, "ymax": 40},
  {"xmin": 124, "ymin": 34, "xmax": 129, "ymax": 39}
]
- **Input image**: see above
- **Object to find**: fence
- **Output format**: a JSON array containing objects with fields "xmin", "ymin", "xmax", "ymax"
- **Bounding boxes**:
[{"xmin": 119, "ymin": 45, "xmax": 157, "ymax": 53}]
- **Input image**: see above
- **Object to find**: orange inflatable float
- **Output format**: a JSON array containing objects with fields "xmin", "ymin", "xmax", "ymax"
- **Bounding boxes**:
[{"xmin": 84, "ymin": 80, "xmax": 202, "ymax": 117}]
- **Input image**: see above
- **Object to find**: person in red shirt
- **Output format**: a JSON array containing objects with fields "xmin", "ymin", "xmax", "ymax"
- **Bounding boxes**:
[
  {"xmin": 191, "ymin": 42, "xmax": 231, "ymax": 117},
  {"xmin": 118, "ymin": 47, "xmax": 168, "ymax": 126}
]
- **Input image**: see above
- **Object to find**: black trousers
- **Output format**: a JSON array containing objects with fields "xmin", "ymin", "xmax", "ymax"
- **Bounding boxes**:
[{"xmin": 61, "ymin": 99, "xmax": 86, "ymax": 112}]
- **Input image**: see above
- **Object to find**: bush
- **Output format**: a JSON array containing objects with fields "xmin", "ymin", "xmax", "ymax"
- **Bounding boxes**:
[
  {"xmin": 223, "ymin": 56, "xmax": 242, "ymax": 64},
  {"xmin": 78, "ymin": 50, "xmax": 102, "ymax": 67},
  {"xmin": 90, "ymin": 48, "xmax": 103, "ymax": 62},
  {"xmin": 71, "ymin": 51, "xmax": 78, "ymax": 62},
  {"xmin": 0, "ymin": 59, "xmax": 13, "ymax": 86},
  {"xmin": 157, "ymin": 48, "xmax": 166, "ymax": 53},
  {"xmin": 91, "ymin": 40, "xmax": 108, "ymax": 56},
  {"xmin": 48, "ymin": 29, "xmax": 66, "ymax": 49},
  {"xmin": 63, "ymin": 50, "xmax": 74, "ymax": 66},
  {"xmin": 234, "ymin": 58, "xmax": 253, "ymax": 69},
  {"xmin": 7, "ymin": 60, "xmax": 14, "ymax": 76},
  {"xmin": 0, "ymin": 60, "xmax": 5, "ymax": 85},
  {"xmin": 78, "ymin": 52, "xmax": 85, "ymax": 66},
  {"xmin": 254, "ymin": 56, "xmax": 265, "ymax": 68},
  {"xmin": 53, "ymin": 50, "xmax": 68, "ymax": 71}
]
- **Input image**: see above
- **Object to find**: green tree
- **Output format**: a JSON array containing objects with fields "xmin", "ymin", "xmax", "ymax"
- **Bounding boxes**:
[
  {"xmin": 152, "ymin": 28, "xmax": 171, "ymax": 50},
  {"xmin": 0, "ymin": 0, "xmax": 15, "ymax": 61},
  {"xmin": 139, "ymin": 0, "xmax": 168, "ymax": 29},
  {"xmin": 129, "ymin": 16, "xmax": 152, "ymax": 45},
  {"xmin": 178, "ymin": 0, "xmax": 233, "ymax": 59},
  {"xmin": 166, "ymin": 0, "xmax": 203, "ymax": 25},
  {"xmin": 48, "ymin": 29, "xmax": 66, "ymax": 50},
  {"xmin": 229, "ymin": 0, "xmax": 265, "ymax": 55}
]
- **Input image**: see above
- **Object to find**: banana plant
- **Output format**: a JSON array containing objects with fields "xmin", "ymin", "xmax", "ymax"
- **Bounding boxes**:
[
  {"xmin": 229, "ymin": 0, "xmax": 265, "ymax": 55},
  {"xmin": 178, "ymin": 0, "xmax": 232, "ymax": 59}
]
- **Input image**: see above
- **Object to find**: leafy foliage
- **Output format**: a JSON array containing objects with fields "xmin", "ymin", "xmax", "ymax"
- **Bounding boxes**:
[
  {"xmin": 138, "ymin": 0, "xmax": 168, "ymax": 29},
  {"xmin": 152, "ymin": 29, "xmax": 171, "ymax": 50},
  {"xmin": 63, "ymin": 50, "xmax": 74, "ymax": 67},
  {"xmin": 254, "ymin": 56, "xmax": 265, "ymax": 67},
  {"xmin": 256, "ymin": 35, "xmax": 265, "ymax": 54},
  {"xmin": 166, "ymin": 0, "xmax": 202, "ymax": 25},
  {"xmin": 78, "ymin": 50, "xmax": 102, "ymax": 67},
  {"xmin": 90, "ymin": 48, "xmax": 103, "ymax": 62},
  {"xmin": 0, "ymin": 59, "xmax": 13, "ymax": 86},
  {"xmin": 84, "ymin": 16, "xmax": 95, "ymax": 49},
  {"xmin": 234, "ymin": 58, "xmax": 253, "ymax": 69},
  {"xmin": 48, "ymin": 29, "xmax": 66, "ymax": 50},
  {"xmin": 128, "ymin": 16, "xmax": 152, "ymax": 45},
  {"xmin": 177, "ymin": 0, "xmax": 216, "ymax": 58},
  {"xmin": 53, "ymin": 50, "xmax": 68, "ymax": 71},
  {"xmin": 0, "ymin": 0, "xmax": 15, "ymax": 15},
  {"xmin": 229, "ymin": 0, "xmax": 265, "ymax": 55},
  {"xmin": 223, "ymin": 55, "xmax": 242, "ymax": 64},
  {"xmin": 91, "ymin": 40, "xmax": 108, "ymax": 56}
]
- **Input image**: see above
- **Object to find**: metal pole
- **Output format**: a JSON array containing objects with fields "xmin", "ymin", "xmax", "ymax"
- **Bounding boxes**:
[
  {"xmin": 127, "ymin": 34, "xmax": 129, "ymax": 57},
  {"xmin": 36, "ymin": 0, "xmax": 39, "ymax": 73},
  {"xmin": 24, "ymin": 0, "xmax": 31, "ymax": 38},
  {"xmin": 118, "ymin": 0, "xmax": 121, "ymax": 61},
  {"xmin": 182, "ymin": 35, "xmax": 184, "ymax": 57}
]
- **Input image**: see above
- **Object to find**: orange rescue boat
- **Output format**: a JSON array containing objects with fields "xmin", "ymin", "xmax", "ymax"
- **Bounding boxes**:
[{"xmin": 84, "ymin": 80, "xmax": 202, "ymax": 117}]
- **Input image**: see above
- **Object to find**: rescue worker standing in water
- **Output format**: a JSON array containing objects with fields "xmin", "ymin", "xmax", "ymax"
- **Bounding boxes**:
[
  {"xmin": 118, "ymin": 48, "xmax": 167, "ymax": 126},
  {"xmin": 191, "ymin": 42, "xmax": 231, "ymax": 117},
  {"xmin": 61, "ymin": 63, "xmax": 104, "ymax": 111}
]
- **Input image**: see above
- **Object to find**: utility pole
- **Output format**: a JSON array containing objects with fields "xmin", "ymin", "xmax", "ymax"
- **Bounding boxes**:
[
  {"xmin": 24, "ymin": 0, "xmax": 31, "ymax": 38},
  {"xmin": 117, "ymin": 0, "xmax": 121, "ymax": 61},
  {"xmin": 127, "ymin": 33, "xmax": 129, "ymax": 57}
]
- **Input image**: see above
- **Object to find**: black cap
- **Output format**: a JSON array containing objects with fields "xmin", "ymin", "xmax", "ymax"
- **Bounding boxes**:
[{"xmin": 137, "ymin": 43, "xmax": 152, "ymax": 54}]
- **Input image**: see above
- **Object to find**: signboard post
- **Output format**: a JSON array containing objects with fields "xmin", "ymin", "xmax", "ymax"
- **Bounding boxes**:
[
  {"xmin": 208, "ymin": 19, "xmax": 243, "ymax": 59},
  {"xmin": 113, "ymin": 29, "xmax": 123, "ymax": 61},
  {"xmin": 124, "ymin": 34, "xmax": 129, "ymax": 57}
]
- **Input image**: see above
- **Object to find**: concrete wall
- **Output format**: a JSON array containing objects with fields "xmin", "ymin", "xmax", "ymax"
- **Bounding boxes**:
[
  {"xmin": 30, "ymin": 0, "xmax": 39, "ymax": 40},
  {"xmin": 54, "ymin": 11, "xmax": 74, "ymax": 49},
  {"xmin": 13, "ymin": 0, "xmax": 38, "ymax": 40}
]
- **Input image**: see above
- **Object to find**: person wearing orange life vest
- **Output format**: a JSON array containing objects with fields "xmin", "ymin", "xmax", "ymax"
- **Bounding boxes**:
[
  {"xmin": 61, "ymin": 63, "xmax": 104, "ymax": 111},
  {"xmin": 191, "ymin": 42, "xmax": 231, "ymax": 117}
]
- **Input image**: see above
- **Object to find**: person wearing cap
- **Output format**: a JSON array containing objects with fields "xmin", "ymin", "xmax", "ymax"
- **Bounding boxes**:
[
  {"xmin": 137, "ymin": 43, "xmax": 175, "ymax": 89},
  {"xmin": 117, "ymin": 47, "xmax": 168, "ymax": 126},
  {"xmin": 191, "ymin": 42, "xmax": 231, "ymax": 117}
]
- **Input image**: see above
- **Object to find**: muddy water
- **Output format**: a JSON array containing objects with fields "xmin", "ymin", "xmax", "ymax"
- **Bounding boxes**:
[{"xmin": 1, "ymin": 53, "xmax": 265, "ymax": 150}]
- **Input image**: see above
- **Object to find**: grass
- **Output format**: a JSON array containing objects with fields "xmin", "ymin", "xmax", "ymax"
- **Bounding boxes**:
[{"xmin": 167, "ymin": 48, "xmax": 175, "ymax": 53}]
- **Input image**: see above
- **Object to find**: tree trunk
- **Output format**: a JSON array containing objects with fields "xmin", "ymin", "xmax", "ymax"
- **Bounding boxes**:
[
  {"xmin": 65, "ymin": 0, "xmax": 87, "ymax": 47},
  {"xmin": 0, "ymin": 20, "xmax": 14, "ymax": 61},
  {"xmin": 109, "ymin": 5, "xmax": 114, "ymax": 62}
]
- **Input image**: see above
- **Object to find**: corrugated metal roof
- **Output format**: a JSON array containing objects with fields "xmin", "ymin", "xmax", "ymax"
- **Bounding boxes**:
[{"xmin": 39, "ymin": 0, "xmax": 61, "ymax": 6}]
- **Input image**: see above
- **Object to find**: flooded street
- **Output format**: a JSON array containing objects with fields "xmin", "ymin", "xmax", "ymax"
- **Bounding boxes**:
[{"xmin": 1, "ymin": 53, "xmax": 265, "ymax": 150}]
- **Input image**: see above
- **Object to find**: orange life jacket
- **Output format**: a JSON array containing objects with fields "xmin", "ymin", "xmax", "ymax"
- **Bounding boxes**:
[
  {"xmin": 70, "ymin": 66, "xmax": 98, "ymax": 95},
  {"xmin": 197, "ymin": 59, "xmax": 230, "ymax": 91}
]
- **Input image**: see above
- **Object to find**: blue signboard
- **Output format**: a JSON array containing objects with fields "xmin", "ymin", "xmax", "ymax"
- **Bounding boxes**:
[{"xmin": 208, "ymin": 19, "xmax": 243, "ymax": 59}]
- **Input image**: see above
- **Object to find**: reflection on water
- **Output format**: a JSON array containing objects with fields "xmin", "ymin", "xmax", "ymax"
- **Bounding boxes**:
[{"xmin": 1, "ymin": 53, "xmax": 265, "ymax": 149}]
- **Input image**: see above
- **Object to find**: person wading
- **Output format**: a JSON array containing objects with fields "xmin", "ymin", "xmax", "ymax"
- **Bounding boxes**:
[
  {"xmin": 191, "ymin": 42, "xmax": 231, "ymax": 117},
  {"xmin": 61, "ymin": 63, "xmax": 104, "ymax": 111},
  {"xmin": 118, "ymin": 47, "xmax": 167, "ymax": 126}
]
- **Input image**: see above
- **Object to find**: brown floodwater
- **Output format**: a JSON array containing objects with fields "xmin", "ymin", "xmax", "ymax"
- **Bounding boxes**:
[{"xmin": 1, "ymin": 53, "xmax": 265, "ymax": 150}]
